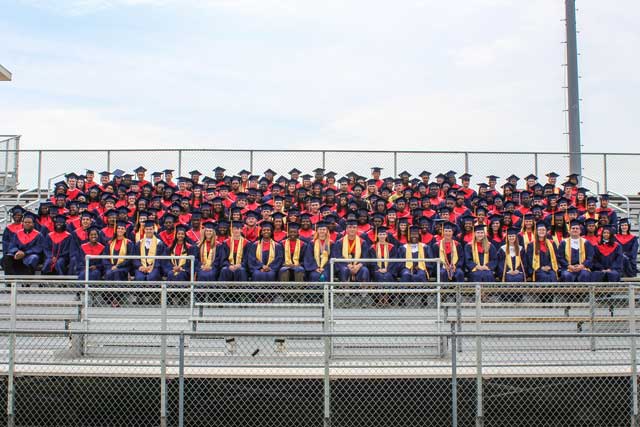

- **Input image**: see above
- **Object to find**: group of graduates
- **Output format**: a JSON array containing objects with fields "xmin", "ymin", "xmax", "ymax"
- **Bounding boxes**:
[{"xmin": 1, "ymin": 165, "xmax": 638, "ymax": 283}]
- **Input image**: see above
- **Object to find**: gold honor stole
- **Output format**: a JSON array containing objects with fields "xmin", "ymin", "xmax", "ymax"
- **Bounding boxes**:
[
  {"xmin": 376, "ymin": 243, "xmax": 391, "ymax": 268},
  {"xmin": 256, "ymin": 239, "xmax": 276, "ymax": 266},
  {"xmin": 228, "ymin": 237, "xmax": 245, "ymax": 265},
  {"xmin": 140, "ymin": 237, "xmax": 158, "ymax": 270},
  {"xmin": 200, "ymin": 241, "xmax": 216, "ymax": 269},
  {"xmin": 284, "ymin": 239, "xmax": 302, "ymax": 266},
  {"xmin": 532, "ymin": 240, "xmax": 559, "ymax": 273},
  {"xmin": 439, "ymin": 241, "xmax": 458, "ymax": 268},
  {"xmin": 565, "ymin": 238, "xmax": 586, "ymax": 265},
  {"xmin": 471, "ymin": 241, "xmax": 490, "ymax": 272},
  {"xmin": 405, "ymin": 243, "xmax": 427, "ymax": 271},
  {"xmin": 314, "ymin": 239, "xmax": 330, "ymax": 269},
  {"xmin": 342, "ymin": 237, "xmax": 362, "ymax": 260},
  {"xmin": 502, "ymin": 246, "xmax": 525, "ymax": 282},
  {"xmin": 171, "ymin": 244, "xmax": 187, "ymax": 271},
  {"xmin": 109, "ymin": 238, "xmax": 128, "ymax": 265}
]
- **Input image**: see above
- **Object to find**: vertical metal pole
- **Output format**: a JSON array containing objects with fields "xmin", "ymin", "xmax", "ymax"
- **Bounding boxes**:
[
  {"xmin": 160, "ymin": 284, "xmax": 167, "ymax": 427},
  {"xmin": 189, "ymin": 255, "xmax": 195, "ymax": 313},
  {"xmin": 451, "ymin": 329, "xmax": 458, "ymax": 427},
  {"xmin": 84, "ymin": 257, "xmax": 90, "ymax": 322},
  {"xmin": 322, "ymin": 151, "xmax": 326, "ymax": 170},
  {"xmin": 456, "ymin": 283, "xmax": 462, "ymax": 352},
  {"xmin": 393, "ymin": 152, "xmax": 398, "ymax": 177},
  {"xmin": 37, "ymin": 150, "xmax": 42, "ymax": 200},
  {"xmin": 177, "ymin": 150, "xmax": 183, "ymax": 178},
  {"xmin": 106, "ymin": 150, "xmax": 111, "ymax": 173},
  {"xmin": 437, "ymin": 285, "xmax": 443, "ymax": 357},
  {"xmin": 7, "ymin": 282, "xmax": 17, "ymax": 427},
  {"xmin": 178, "ymin": 332, "xmax": 185, "ymax": 427},
  {"xmin": 603, "ymin": 154, "xmax": 608, "ymax": 194},
  {"xmin": 630, "ymin": 285, "xmax": 638, "ymax": 427},
  {"xmin": 475, "ymin": 284, "xmax": 484, "ymax": 427},
  {"xmin": 436, "ymin": 260, "xmax": 441, "ymax": 283},
  {"xmin": 565, "ymin": 0, "xmax": 582, "ymax": 177},
  {"xmin": 323, "ymin": 280, "xmax": 332, "ymax": 427},
  {"xmin": 464, "ymin": 153, "xmax": 469, "ymax": 175},
  {"xmin": 533, "ymin": 153, "xmax": 539, "ymax": 177},
  {"xmin": 249, "ymin": 150, "xmax": 254, "ymax": 173},
  {"xmin": 589, "ymin": 285, "xmax": 596, "ymax": 351}
]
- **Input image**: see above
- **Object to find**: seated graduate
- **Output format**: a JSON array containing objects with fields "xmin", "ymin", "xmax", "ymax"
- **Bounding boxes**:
[
  {"xmin": 436, "ymin": 221, "xmax": 465, "ymax": 282},
  {"xmin": 76, "ymin": 225, "xmax": 105, "ymax": 280},
  {"xmin": 464, "ymin": 225, "xmax": 497, "ymax": 282},
  {"xmin": 42, "ymin": 214, "xmax": 73, "ymax": 275},
  {"xmin": 278, "ymin": 222, "xmax": 307, "ymax": 282},
  {"xmin": 397, "ymin": 225, "xmax": 433, "ymax": 282},
  {"xmin": 4, "ymin": 212, "xmax": 46, "ymax": 275},
  {"xmin": 497, "ymin": 228, "xmax": 527, "ymax": 282},
  {"xmin": 526, "ymin": 222, "xmax": 560, "ymax": 282},
  {"xmin": 331, "ymin": 219, "xmax": 371, "ymax": 282},
  {"xmin": 558, "ymin": 220, "xmax": 593, "ymax": 282},
  {"xmin": 2, "ymin": 205, "xmax": 25, "ymax": 271},
  {"xmin": 196, "ymin": 222, "xmax": 224, "ymax": 282},
  {"xmin": 615, "ymin": 218, "xmax": 638, "ymax": 277},
  {"xmin": 166, "ymin": 224, "xmax": 196, "ymax": 281},
  {"xmin": 248, "ymin": 221, "xmax": 283, "ymax": 281},
  {"xmin": 133, "ymin": 220, "xmax": 167, "ymax": 281},
  {"xmin": 592, "ymin": 225, "xmax": 623, "ymax": 282},
  {"xmin": 102, "ymin": 220, "xmax": 135, "ymax": 281},
  {"xmin": 219, "ymin": 221, "xmax": 249, "ymax": 281},
  {"xmin": 368, "ymin": 225, "xmax": 397, "ymax": 282},
  {"xmin": 303, "ymin": 220, "xmax": 332, "ymax": 282}
]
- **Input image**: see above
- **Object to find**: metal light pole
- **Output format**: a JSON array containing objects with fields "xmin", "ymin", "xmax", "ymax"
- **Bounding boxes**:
[
  {"xmin": 565, "ymin": 0, "xmax": 582, "ymax": 177},
  {"xmin": 0, "ymin": 64, "xmax": 11, "ymax": 81}
]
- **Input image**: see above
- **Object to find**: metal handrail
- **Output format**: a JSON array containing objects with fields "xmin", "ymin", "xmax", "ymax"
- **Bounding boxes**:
[
  {"xmin": 607, "ymin": 190, "xmax": 631, "ymax": 219},
  {"xmin": 46, "ymin": 172, "xmax": 67, "ymax": 199},
  {"xmin": 15, "ymin": 187, "xmax": 38, "ymax": 205},
  {"xmin": 581, "ymin": 175, "xmax": 600, "ymax": 195}
]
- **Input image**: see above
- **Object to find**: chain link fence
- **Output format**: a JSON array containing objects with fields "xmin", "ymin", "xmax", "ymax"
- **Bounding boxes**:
[
  {"xmin": 0, "ymin": 279, "xmax": 639, "ymax": 426},
  {"xmin": 5, "ymin": 149, "xmax": 640, "ymax": 195}
]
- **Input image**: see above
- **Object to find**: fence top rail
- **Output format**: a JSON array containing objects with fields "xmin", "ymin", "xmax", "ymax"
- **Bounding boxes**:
[
  {"xmin": 85, "ymin": 255, "xmax": 194, "ymax": 260},
  {"xmin": 330, "ymin": 257, "xmax": 440, "ymax": 263},
  {"xmin": 0, "ymin": 328, "xmax": 639, "ymax": 339},
  {"xmin": 5, "ymin": 148, "xmax": 640, "ymax": 156}
]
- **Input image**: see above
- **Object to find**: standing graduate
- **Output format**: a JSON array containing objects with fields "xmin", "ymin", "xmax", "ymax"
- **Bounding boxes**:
[
  {"xmin": 248, "ymin": 222, "xmax": 283, "ymax": 281},
  {"xmin": 278, "ymin": 222, "xmax": 307, "ymax": 282},
  {"xmin": 303, "ymin": 221, "xmax": 332, "ymax": 282},
  {"xmin": 592, "ymin": 226, "xmax": 623, "ymax": 282},
  {"xmin": 5, "ymin": 212, "xmax": 45, "ymax": 275},
  {"xmin": 464, "ymin": 225, "xmax": 497, "ymax": 282},
  {"xmin": 133, "ymin": 220, "xmax": 167, "ymax": 281},
  {"xmin": 558, "ymin": 220, "xmax": 593, "ymax": 282},
  {"xmin": 331, "ymin": 219, "xmax": 371, "ymax": 282},
  {"xmin": 196, "ymin": 223, "xmax": 224, "ymax": 282},
  {"xmin": 615, "ymin": 218, "xmax": 638, "ymax": 278},
  {"xmin": 43, "ymin": 214, "xmax": 73, "ymax": 275},
  {"xmin": 526, "ymin": 223, "xmax": 560, "ymax": 282},
  {"xmin": 397, "ymin": 226, "xmax": 433, "ymax": 282},
  {"xmin": 497, "ymin": 228, "xmax": 527, "ymax": 282}
]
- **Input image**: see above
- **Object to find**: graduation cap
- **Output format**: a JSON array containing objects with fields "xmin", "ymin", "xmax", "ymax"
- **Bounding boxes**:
[
  {"xmin": 162, "ymin": 169, "xmax": 174, "ymax": 175},
  {"xmin": 151, "ymin": 171, "xmax": 163, "ymax": 178},
  {"xmin": 442, "ymin": 221, "xmax": 456, "ymax": 230},
  {"xmin": 418, "ymin": 171, "xmax": 431, "ymax": 178},
  {"xmin": 486, "ymin": 175, "xmax": 500, "ymax": 181},
  {"xmin": 112, "ymin": 169, "xmax": 125, "ymax": 178},
  {"xmin": 399, "ymin": 171, "xmax": 412, "ymax": 178},
  {"xmin": 584, "ymin": 218, "xmax": 597, "ymax": 226},
  {"xmin": 546, "ymin": 172, "xmax": 560, "ymax": 178},
  {"xmin": 524, "ymin": 174, "xmax": 538, "ymax": 181},
  {"xmin": 300, "ymin": 174, "xmax": 312, "ymax": 180},
  {"xmin": 586, "ymin": 196, "xmax": 598, "ymax": 204},
  {"xmin": 202, "ymin": 222, "xmax": 217, "ymax": 231},
  {"xmin": 473, "ymin": 224, "xmax": 486, "ymax": 232},
  {"xmin": 566, "ymin": 173, "xmax": 580, "ymax": 179},
  {"xmin": 189, "ymin": 170, "xmax": 202, "ymax": 176},
  {"xmin": 459, "ymin": 173, "xmax": 472, "ymax": 180},
  {"xmin": 312, "ymin": 168, "xmax": 325, "ymax": 174},
  {"xmin": 286, "ymin": 168, "xmax": 301, "ymax": 175},
  {"xmin": 371, "ymin": 167, "xmax": 383, "ymax": 173},
  {"xmin": 569, "ymin": 219, "xmax": 582, "ymax": 228},
  {"xmin": 175, "ymin": 223, "xmax": 188, "ymax": 233},
  {"xmin": 104, "ymin": 208, "xmax": 118, "ymax": 217},
  {"xmin": 263, "ymin": 168, "xmax": 277, "ymax": 175},
  {"xmin": 535, "ymin": 221, "xmax": 548, "ymax": 229},
  {"xmin": 87, "ymin": 224, "xmax": 102, "ymax": 234},
  {"xmin": 9, "ymin": 205, "xmax": 25, "ymax": 215},
  {"xmin": 54, "ymin": 181, "xmax": 69, "ymax": 190},
  {"xmin": 324, "ymin": 171, "xmax": 337, "ymax": 178},
  {"xmin": 599, "ymin": 194, "xmax": 610, "ymax": 200},
  {"xmin": 53, "ymin": 214, "xmax": 67, "ymax": 224},
  {"xmin": 212, "ymin": 166, "xmax": 226, "ymax": 173},
  {"xmin": 506, "ymin": 227, "xmax": 519, "ymax": 236},
  {"xmin": 316, "ymin": 221, "xmax": 329, "ymax": 229},
  {"xmin": 506, "ymin": 174, "xmax": 519, "ymax": 181},
  {"xmin": 65, "ymin": 172, "xmax": 79, "ymax": 180},
  {"xmin": 99, "ymin": 171, "xmax": 111, "ymax": 177},
  {"xmin": 287, "ymin": 221, "xmax": 301, "ymax": 230},
  {"xmin": 133, "ymin": 166, "xmax": 147, "ymax": 174},
  {"xmin": 445, "ymin": 170, "xmax": 457, "ymax": 177},
  {"xmin": 237, "ymin": 169, "xmax": 251, "ymax": 176}
]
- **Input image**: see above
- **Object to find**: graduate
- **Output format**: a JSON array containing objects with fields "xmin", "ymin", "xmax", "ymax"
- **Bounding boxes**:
[
  {"xmin": 42, "ymin": 214, "xmax": 73, "ymax": 275},
  {"xmin": 397, "ymin": 226, "xmax": 433, "ymax": 282},
  {"xmin": 497, "ymin": 228, "xmax": 527, "ymax": 282},
  {"xmin": 303, "ymin": 221, "xmax": 332, "ymax": 282},
  {"xmin": 331, "ymin": 219, "xmax": 371, "ymax": 282},
  {"xmin": 615, "ymin": 218, "xmax": 638, "ymax": 278},
  {"xmin": 75, "ymin": 225, "xmax": 105, "ymax": 280},
  {"xmin": 248, "ymin": 222, "xmax": 283, "ymax": 281},
  {"xmin": 132, "ymin": 220, "xmax": 167, "ymax": 281},
  {"xmin": 5, "ymin": 212, "xmax": 45, "ymax": 275},
  {"xmin": 464, "ymin": 225, "xmax": 497, "ymax": 282},
  {"xmin": 558, "ymin": 220, "xmax": 593, "ymax": 282},
  {"xmin": 278, "ymin": 222, "xmax": 307, "ymax": 282},
  {"xmin": 592, "ymin": 226, "xmax": 623, "ymax": 282},
  {"xmin": 436, "ymin": 222, "xmax": 465, "ymax": 282},
  {"xmin": 219, "ymin": 221, "xmax": 250, "ymax": 281},
  {"xmin": 103, "ymin": 220, "xmax": 135, "ymax": 281},
  {"xmin": 196, "ymin": 223, "xmax": 224, "ymax": 282},
  {"xmin": 166, "ymin": 224, "xmax": 196, "ymax": 282},
  {"xmin": 368, "ymin": 226, "xmax": 397, "ymax": 282},
  {"xmin": 526, "ymin": 223, "xmax": 560, "ymax": 282},
  {"xmin": 2, "ymin": 205, "xmax": 24, "ymax": 271}
]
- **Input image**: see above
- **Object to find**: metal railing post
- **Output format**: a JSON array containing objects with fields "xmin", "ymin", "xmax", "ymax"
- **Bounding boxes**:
[
  {"xmin": 322, "ymin": 151, "xmax": 326, "ymax": 170},
  {"xmin": 106, "ymin": 150, "xmax": 111, "ymax": 173},
  {"xmin": 160, "ymin": 284, "xmax": 168, "ymax": 427},
  {"xmin": 393, "ymin": 152, "xmax": 397, "ymax": 177},
  {"xmin": 37, "ymin": 150, "xmax": 42, "ymax": 200},
  {"xmin": 475, "ymin": 284, "xmax": 484, "ymax": 427},
  {"xmin": 190, "ymin": 256, "xmax": 195, "ymax": 313},
  {"xmin": 178, "ymin": 331, "xmax": 185, "ymax": 427},
  {"xmin": 249, "ymin": 150, "xmax": 254, "ymax": 173},
  {"xmin": 533, "ymin": 153, "xmax": 539, "ymax": 177},
  {"xmin": 7, "ymin": 282, "xmax": 17, "ymax": 427},
  {"xmin": 323, "ymin": 286, "xmax": 332, "ymax": 427},
  {"xmin": 177, "ymin": 150, "xmax": 183, "ymax": 178},
  {"xmin": 589, "ymin": 285, "xmax": 596, "ymax": 351},
  {"xmin": 456, "ymin": 283, "xmax": 462, "ymax": 352},
  {"xmin": 451, "ymin": 329, "xmax": 458, "ymax": 427},
  {"xmin": 603, "ymin": 154, "xmax": 608, "ymax": 193},
  {"xmin": 464, "ymin": 152, "xmax": 469, "ymax": 174},
  {"xmin": 630, "ymin": 285, "xmax": 638, "ymax": 427}
]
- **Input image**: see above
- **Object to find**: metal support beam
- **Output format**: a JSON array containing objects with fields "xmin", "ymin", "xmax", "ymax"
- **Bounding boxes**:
[{"xmin": 565, "ymin": 0, "xmax": 582, "ymax": 177}]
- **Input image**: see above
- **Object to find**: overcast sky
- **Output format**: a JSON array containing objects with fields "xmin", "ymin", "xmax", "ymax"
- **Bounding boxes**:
[{"xmin": 1, "ymin": 0, "xmax": 639, "ymax": 153}]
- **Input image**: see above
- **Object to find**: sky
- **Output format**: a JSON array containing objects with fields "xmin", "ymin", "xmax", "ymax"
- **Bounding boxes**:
[{"xmin": 1, "ymin": 0, "xmax": 639, "ymax": 153}]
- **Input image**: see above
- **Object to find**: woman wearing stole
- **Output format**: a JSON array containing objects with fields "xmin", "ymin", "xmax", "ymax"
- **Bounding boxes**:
[
  {"xmin": 497, "ymin": 228, "xmax": 527, "ymax": 283},
  {"xmin": 166, "ymin": 224, "xmax": 195, "ymax": 282},
  {"xmin": 615, "ymin": 218, "xmax": 638, "ymax": 278},
  {"xmin": 103, "ymin": 220, "xmax": 134, "ymax": 281},
  {"xmin": 398, "ymin": 226, "xmax": 433, "ymax": 282},
  {"xmin": 196, "ymin": 222, "xmax": 223, "ymax": 282},
  {"xmin": 437, "ymin": 222, "xmax": 465, "ymax": 282},
  {"xmin": 526, "ymin": 222, "xmax": 560, "ymax": 282},
  {"xmin": 303, "ymin": 221, "xmax": 332, "ymax": 282},
  {"xmin": 133, "ymin": 220, "xmax": 167, "ymax": 281},
  {"xmin": 219, "ymin": 222, "xmax": 249, "ymax": 281},
  {"xmin": 464, "ymin": 225, "xmax": 497, "ymax": 282},
  {"xmin": 248, "ymin": 222, "xmax": 283, "ymax": 281},
  {"xmin": 369, "ymin": 226, "xmax": 397, "ymax": 282}
]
